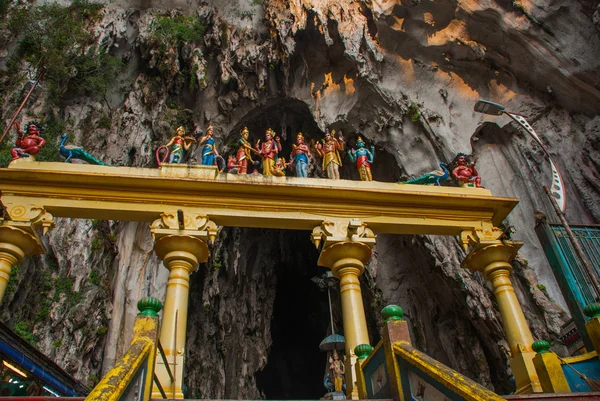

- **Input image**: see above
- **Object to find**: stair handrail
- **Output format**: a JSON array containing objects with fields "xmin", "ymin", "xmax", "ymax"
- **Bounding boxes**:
[
  {"xmin": 356, "ymin": 305, "xmax": 505, "ymax": 401},
  {"xmin": 85, "ymin": 298, "xmax": 162, "ymax": 401},
  {"xmin": 156, "ymin": 340, "xmax": 174, "ymax": 383},
  {"xmin": 392, "ymin": 341, "xmax": 505, "ymax": 401}
]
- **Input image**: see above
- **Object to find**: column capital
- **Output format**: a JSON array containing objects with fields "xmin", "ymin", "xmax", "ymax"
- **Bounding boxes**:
[
  {"xmin": 150, "ymin": 211, "xmax": 219, "ymax": 264},
  {"xmin": 0, "ymin": 220, "xmax": 46, "ymax": 303},
  {"xmin": 150, "ymin": 212, "xmax": 218, "ymax": 266},
  {"xmin": 460, "ymin": 240, "xmax": 523, "ymax": 273},
  {"xmin": 0, "ymin": 220, "xmax": 46, "ymax": 255},
  {"xmin": 150, "ymin": 211, "xmax": 218, "ymax": 241},
  {"xmin": 311, "ymin": 219, "xmax": 376, "ymax": 270},
  {"xmin": 460, "ymin": 222, "xmax": 505, "ymax": 252},
  {"xmin": 1, "ymin": 198, "xmax": 55, "ymax": 235}
]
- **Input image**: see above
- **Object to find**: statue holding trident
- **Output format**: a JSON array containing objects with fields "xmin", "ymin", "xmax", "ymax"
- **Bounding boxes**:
[{"xmin": 314, "ymin": 129, "xmax": 344, "ymax": 179}]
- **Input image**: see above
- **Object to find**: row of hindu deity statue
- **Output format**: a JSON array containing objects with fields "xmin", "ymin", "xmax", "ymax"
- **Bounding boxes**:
[
  {"xmin": 6, "ymin": 120, "xmax": 483, "ymax": 187},
  {"xmin": 157, "ymin": 124, "xmax": 483, "ymax": 186},
  {"xmin": 157, "ymin": 124, "xmax": 375, "ymax": 180}
]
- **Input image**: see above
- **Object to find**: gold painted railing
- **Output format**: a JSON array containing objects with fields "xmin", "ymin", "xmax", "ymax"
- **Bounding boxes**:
[
  {"xmin": 355, "ymin": 305, "xmax": 504, "ymax": 401},
  {"xmin": 85, "ymin": 298, "xmax": 162, "ymax": 401},
  {"xmin": 392, "ymin": 341, "xmax": 504, "ymax": 401}
]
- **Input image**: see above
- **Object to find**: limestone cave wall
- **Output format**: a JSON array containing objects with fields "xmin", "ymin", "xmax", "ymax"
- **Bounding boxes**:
[{"xmin": 1, "ymin": 0, "xmax": 599, "ymax": 396}]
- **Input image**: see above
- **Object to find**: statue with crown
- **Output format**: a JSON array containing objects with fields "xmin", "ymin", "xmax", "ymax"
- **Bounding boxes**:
[
  {"xmin": 236, "ymin": 126, "xmax": 258, "ymax": 174},
  {"xmin": 255, "ymin": 128, "xmax": 281, "ymax": 176},
  {"xmin": 290, "ymin": 132, "xmax": 311, "ymax": 178},
  {"xmin": 347, "ymin": 136, "xmax": 375, "ymax": 181}
]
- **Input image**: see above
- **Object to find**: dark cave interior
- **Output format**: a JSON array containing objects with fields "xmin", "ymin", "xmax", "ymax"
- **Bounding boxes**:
[{"xmin": 255, "ymin": 241, "xmax": 337, "ymax": 399}]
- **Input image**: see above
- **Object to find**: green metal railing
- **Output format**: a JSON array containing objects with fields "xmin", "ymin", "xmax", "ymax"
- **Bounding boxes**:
[
  {"xmin": 536, "ymin": 223, "xmax": 600, "ymax": 351},
  {"xmin": 550, "ymin": 224, "xmax": 600, "ymax": 306}
]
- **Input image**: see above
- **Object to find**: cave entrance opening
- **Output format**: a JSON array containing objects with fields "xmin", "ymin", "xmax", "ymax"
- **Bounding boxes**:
[{"xmin": 255, "ymin": 231, "xmax": 337, "ymax": 400}]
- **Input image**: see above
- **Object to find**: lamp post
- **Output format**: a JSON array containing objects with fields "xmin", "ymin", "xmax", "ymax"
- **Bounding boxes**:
[{"xmin": 474, "ymin": 100, "xmax": 600, "ymax": 298}]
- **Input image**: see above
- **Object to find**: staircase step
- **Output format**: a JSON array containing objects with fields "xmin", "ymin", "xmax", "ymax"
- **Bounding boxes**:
[
  {"xmin": 504, "ymin": 393, "xmax": 600, "ymax": 400},
  {"xmin": 0, "ymin": 398, "xmax": 85, "ymax": 401}
]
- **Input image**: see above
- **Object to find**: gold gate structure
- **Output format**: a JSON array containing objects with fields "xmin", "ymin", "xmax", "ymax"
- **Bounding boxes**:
[{"xmin": 0, "ymin": 159, "xmax": 543, "ymax": 398}]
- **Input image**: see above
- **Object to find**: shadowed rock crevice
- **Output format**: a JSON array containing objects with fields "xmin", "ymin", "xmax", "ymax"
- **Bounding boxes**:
[
  {"xmin": 185, "ymin": 228, "xmax": 333, "ymax": 399},
  {"xmin": 254, "ymin": 253, "xmax": 333, "ymax": 399}
]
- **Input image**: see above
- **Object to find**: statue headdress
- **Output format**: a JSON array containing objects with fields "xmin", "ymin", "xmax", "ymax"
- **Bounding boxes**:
[
  {"xmin": 265, "ymin": 128, "xmax": 275, "ymax": 136},
  {"xmin": 297, "ymin": 132, "xmax": 304, "ymax": 139},
  {"xmin": 206, "ymin": 125, "xmax": 214, "ymax": 133},
  {"xmin": 241, "ymin": 126, "xmax": 249, "ymax": 135},
  {"xmin": 357, "ymin": 136, "xmax": 364, "ymax": 144},
  {"xmin": 25, "ymin": 121, "xmax": 44, "ymax": 136}
]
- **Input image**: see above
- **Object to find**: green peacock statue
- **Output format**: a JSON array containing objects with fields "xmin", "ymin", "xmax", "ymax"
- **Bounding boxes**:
[
  {"xmin": 401, "ymin": 162, "xmax": 449, "ymax": 186},
  {"xmin": 59, "ymin": 133, "xmax": 108, "ymax": 165}
]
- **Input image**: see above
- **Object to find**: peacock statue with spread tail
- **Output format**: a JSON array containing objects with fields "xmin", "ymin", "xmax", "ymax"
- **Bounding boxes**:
[
  {"xmin": 59, "ymin": 133, "xmax": 108, "ymax": 165},
  {"xmin": 401, "ymin": 162, "xmax": 449, "ymax": 186}
]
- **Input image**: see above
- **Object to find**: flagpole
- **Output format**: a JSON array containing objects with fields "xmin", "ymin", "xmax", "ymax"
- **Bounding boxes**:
[{"xmin": 1, "ymin": 70, "xmax": 44, "ymax": 145}]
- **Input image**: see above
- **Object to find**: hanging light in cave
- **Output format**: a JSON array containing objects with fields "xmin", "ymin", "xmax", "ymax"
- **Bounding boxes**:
[
  {"xmin": 313, "ymin": 271, "xmax": 346, "ymax": 397},
  {"xmin": 312, "ymin": 271, "xmax": 345, "ymax": 350}
]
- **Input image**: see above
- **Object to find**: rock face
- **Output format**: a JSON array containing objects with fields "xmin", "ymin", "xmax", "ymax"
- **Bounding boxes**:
[{"xmin": 1, "ymin": 0, "xmax": 599, "ymax": 396}]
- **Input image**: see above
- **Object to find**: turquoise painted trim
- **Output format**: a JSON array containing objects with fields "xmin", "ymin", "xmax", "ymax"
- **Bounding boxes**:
[
  {"xmin": 397, "ymin": 358, "xmax": 464, "ymax": 401},
  {"xmin": 362, "ymin": 344, "xmax": 390, "ymax": 398},
  {"xmin": 398, "ymin": 358, "xmax": 413, "ymax": 401},
  {"xmin": 550, "ymin": 226, "xmax": 597, "ymax": 304},
  {"xmin": 118, "ymin": 356, "xmax": 149, "ymax": 401},
  {"xmin": 536, "ymin": 222, "xmax": 593, "ymax": 350},
  {"xmin": 562, "ymin": 356, "xmax": 600, "ymax": 393}
]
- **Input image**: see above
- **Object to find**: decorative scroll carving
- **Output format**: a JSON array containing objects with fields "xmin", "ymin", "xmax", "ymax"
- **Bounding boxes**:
[
  {"xmin": 2, "ymin": 200, "xmax": 55, "ymax": 235},
  {"xmin": 460, "ymin": 222, "xmax": 504, "ymax": 252},
  {"xmin": 311, "ymin": 219, "xmax": 376, "ymax": 250},
  {"xmin": 150, "ymin": 211, "xmax": 218, "ymax": 245}
]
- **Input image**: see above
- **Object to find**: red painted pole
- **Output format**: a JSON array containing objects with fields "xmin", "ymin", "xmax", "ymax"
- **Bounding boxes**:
[{"xmin": 0, "ymin": 71, "xmax": 44, "ymax": 146}]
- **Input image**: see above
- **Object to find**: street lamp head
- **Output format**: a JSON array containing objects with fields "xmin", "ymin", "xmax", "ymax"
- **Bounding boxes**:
[{"xmin": 474, "ymin": 100, "xmax": 505, "ymax": 116}]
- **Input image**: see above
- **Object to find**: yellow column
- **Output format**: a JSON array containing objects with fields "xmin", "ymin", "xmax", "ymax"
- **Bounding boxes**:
[
  {"xmin": 312, "ymin": 220, "xmax": 376, "ymax": 400},
  {"xmin": 151, "ymin": 212, "xmax": 217, "ymax": 399},
  {"xmin": 0, "ymin": 221, "xmax": 46, "ymax": 303},
  {"xmin": 462, "ymin": 240, "xmax": 542, "ymax": 394}
]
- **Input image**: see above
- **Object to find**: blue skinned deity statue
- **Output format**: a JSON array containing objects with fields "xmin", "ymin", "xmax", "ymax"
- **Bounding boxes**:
[{"xmin": 199, "ymin": 126, "xmax": 219, "ymax": 166}]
